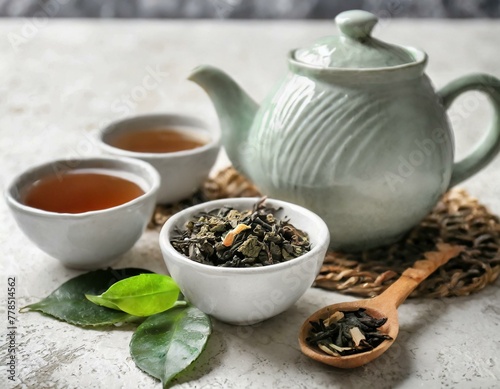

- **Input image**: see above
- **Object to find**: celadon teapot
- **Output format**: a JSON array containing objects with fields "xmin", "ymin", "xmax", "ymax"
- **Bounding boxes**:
[{"xmin": 189, "ymin": 10, "xmax": 500, "ymax": 251}]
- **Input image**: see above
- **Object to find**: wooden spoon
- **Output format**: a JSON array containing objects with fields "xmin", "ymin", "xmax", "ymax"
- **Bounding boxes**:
[{"xmin": 299, "ymin": 243, "xmax": 463, "ymax": 369}]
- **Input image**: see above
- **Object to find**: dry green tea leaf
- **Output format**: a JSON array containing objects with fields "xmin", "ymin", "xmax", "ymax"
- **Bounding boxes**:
[
  {"xmin": 171, "ymin": 198, "xmax": 311, "ymax": 267},
  {"xmin": 21, "ymin": 268, "xmax": 151, "ymax": 326},
  {"xmin": 86, "ymin": 274, "xmax": 181, "ymax": 317},
  {"xmin": 130, "ymin": 306, "xmax": 211, "ymax": 388}
]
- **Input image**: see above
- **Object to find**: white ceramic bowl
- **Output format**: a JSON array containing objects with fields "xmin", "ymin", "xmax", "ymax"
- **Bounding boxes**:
[
  {"xmin": 159, "ymin": 198, "xmax": 330, "ymax": 325},
  {"xmin": 5, "ymin": 157, "xmax": 160, "ymax": 269},
  {"xmin": 98, "ymin": 114, "xmax": 220, "ymax": 204}
]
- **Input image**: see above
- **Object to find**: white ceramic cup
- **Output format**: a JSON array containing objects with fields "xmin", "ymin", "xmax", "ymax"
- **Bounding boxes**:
[
  {"xmin": 5, "ymin": 157, "xmax": 160, "ymax": 269},
  {"xmin": 159, "ymin": 198, "xmax": 330, "ymax": 325},
  {"xmin": 98, "ymin": 114, "xmax": 221, "ymax": 204}
]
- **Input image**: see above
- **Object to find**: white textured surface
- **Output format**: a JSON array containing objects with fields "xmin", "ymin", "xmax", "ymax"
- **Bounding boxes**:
[{"xmin": 0, "ymin": 19, "xmax": 499, "ymax": 389}]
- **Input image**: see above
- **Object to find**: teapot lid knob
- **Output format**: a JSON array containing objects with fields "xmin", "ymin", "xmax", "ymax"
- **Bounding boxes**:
[
  {"xmin": 335, "ymin": 10, "xmax": 378, "ymax": 40},
  {"xmin": 293, "ymin": 9, "xmax": 416, "ymax": 68}
]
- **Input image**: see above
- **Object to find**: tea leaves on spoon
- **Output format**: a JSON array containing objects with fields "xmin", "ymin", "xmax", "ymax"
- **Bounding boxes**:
[
  {"xmin": 85, "ymin": 274, "xmax": 181, "ymax": 317},
  {"xmin": 20, "ymin": 268, "xmax": 151, "ymax": 326},
  {"xmin": 130, "ymin": 306, "xmax": 212, "ymax": 388},
  {"xmin": 307, "ymin": 308, "xmax": 393, "ymax": 356}
]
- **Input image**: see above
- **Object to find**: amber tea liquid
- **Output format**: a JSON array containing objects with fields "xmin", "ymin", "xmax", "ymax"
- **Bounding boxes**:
[
  {"xmin": 24, "ymin": 170, "xmax": 145, "ymax": 213},
  {"xmin": 109, "ymin": 128, "xmax": 206, "ymax": 153}
]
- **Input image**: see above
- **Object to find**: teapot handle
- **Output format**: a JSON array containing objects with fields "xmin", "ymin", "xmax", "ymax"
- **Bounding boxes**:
[{"xmin": 437, "ymin": 73, "xmax": 500, "ymax": 188}]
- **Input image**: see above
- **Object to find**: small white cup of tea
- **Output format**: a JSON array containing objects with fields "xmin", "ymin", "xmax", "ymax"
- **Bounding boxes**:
[
  {"xmin": 98, "ymin": 114, "xmax": 221, "ymax": 204},
  {"xmin": 5, "ymin": 157, "xmax": 160, "ymax": 269}
]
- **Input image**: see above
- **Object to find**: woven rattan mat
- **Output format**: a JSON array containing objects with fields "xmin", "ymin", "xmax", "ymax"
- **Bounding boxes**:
[{"xmin": 150, "ymin": 167, "xmax": 500, "ymax": 299}]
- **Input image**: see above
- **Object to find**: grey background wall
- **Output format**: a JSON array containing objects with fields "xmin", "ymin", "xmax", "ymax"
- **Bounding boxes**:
[{"xmin": 1, "ymin": 0, "xmax": 499, "ymax": 18}]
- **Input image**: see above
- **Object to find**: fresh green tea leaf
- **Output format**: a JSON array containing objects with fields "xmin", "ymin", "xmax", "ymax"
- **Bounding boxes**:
[
  {"xmin": 85, "ymin": 294, "xmax": 122, "ymax": 310},
  {"xmin": 130, "ymin": 306, "xmax": 211, "ymax": 387},
  {"xmin": 20, "ymin": 268, "xmax": 151, "ymax": 326},
  {"xmin": 85, "ymin": 274, "xmax": 180, "ymax": 317}
]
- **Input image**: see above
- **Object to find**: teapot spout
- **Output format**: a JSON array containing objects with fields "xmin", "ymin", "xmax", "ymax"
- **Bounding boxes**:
[{"xmin": 188, "ymin": 65, "xmax": 258, "ymax": 173}]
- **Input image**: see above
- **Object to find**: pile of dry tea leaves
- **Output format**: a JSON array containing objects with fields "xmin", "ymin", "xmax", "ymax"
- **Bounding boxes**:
[
  {"xmin": 170, "ymin": 198, "xmax": 311, "ymax": 267},
  {"xmin": 307, "ymin": 308, "xmax": 392, "ymax": 356}
]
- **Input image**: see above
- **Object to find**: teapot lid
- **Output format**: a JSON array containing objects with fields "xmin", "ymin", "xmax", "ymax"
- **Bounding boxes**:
[{"xmin": 294, "ymin": 10, "xmax": 415, "ymax": 69}]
